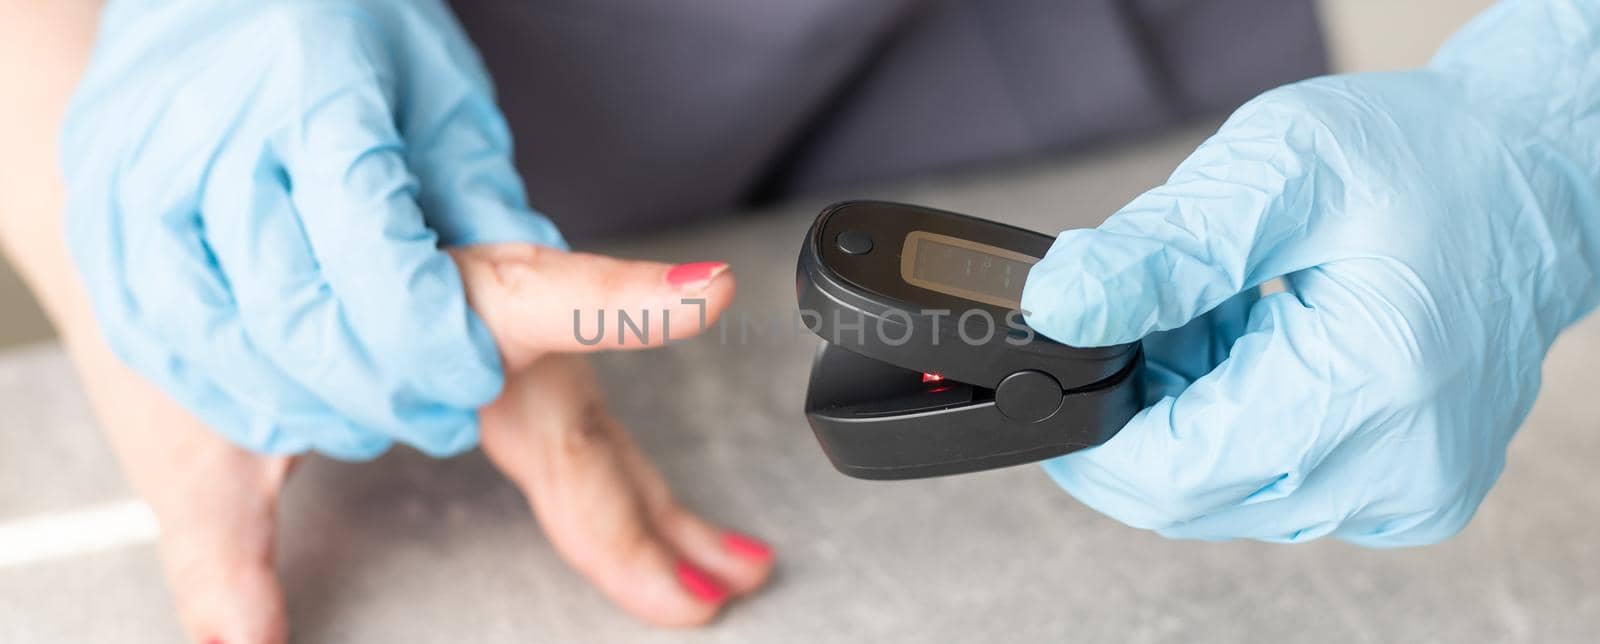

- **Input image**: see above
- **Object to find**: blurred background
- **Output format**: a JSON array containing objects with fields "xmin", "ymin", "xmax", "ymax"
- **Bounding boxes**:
[{"xmin": 23, "ymin": 2, "xmax": 1600, "ymax": 644}]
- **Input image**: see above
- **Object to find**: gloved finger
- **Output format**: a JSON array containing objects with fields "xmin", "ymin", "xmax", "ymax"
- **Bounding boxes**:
[
  {"xmin": 1042, "ymin": 289, "xmax": 1347, "ymax": 531},
  {"xmin": 106, "ymin": 185, "xmax": 387, "ymax": 458},
  {"xmin": 1145, "ymin": 423, "xmax": 1365, "ymax": 543},
  {"xmin": 364, "ymin": 0, "xmax": 561, "ymax": 249},
  {"xmin": 200, "ymin": 146, "xmax": 482, "ymax": 457},
  {"xmin": 1334, "ymin": 500, "xmax": 1482, "ymax": 548},
  {"xmin": 1156, "ymin": 431, "xmax": 1484, "ymax": 547},
  {"xmin": 1138, "ymin": 288, "xmax": 1259, "ymax": 404},
  {"xmin": 1153, "ymin": 484, "xmax": 1346, "ymax": 544},
  {"xmin": 404, "ymin": 73, "xmax": 566, "ymax": 249},
  {"xmin": 450, "ymin": 245, "xmax": 736, "ymax": 373},
  {"xmin": 265, "ymin": 21, "xmax": 504, "ymax": 414},
  {"xmin": 1020, "ymin": 95, "xmax": 1332, "ymax": 348}
]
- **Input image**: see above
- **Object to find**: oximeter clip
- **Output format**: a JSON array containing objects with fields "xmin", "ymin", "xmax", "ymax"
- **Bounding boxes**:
[{"xmin": 797, "ymin": 201, "xmax": 1145, "ymax": 480}]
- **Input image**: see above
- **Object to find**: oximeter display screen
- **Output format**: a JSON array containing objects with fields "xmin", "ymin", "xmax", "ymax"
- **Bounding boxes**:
[{"xmin": 900, "ymin": 231, "xmax": 1040, "ymax": 309}]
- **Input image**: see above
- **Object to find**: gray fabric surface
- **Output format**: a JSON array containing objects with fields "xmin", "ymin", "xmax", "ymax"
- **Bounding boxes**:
[
  {"xmin": 3, "ymin": 123, "xmax": 1599, "ymax": 642},
  {"xmin": 450, "ymin": 0, "xmax": 1326, "ymax": 239},
  {"xmin": 769, "ymin": 0, "xmax": 1179, "ymax": 195},
  {"xmin": 449, "ymin": 0, "xmax": 921, "ymax": 238}
]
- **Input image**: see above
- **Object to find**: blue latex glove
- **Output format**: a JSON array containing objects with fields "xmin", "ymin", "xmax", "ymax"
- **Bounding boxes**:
[
  {"xmin": 60, "ymin": 0, "xmax": 564, "ymax": 459},
  {"xmin": 1021, "ymin": 0, "xmax": 1600, "ymax": 546}
]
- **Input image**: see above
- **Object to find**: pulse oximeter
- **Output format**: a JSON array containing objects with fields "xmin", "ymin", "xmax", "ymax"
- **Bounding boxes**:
[{"xmin": 797, "ymin": 201, "xmax": 1144, "ymax": 480}]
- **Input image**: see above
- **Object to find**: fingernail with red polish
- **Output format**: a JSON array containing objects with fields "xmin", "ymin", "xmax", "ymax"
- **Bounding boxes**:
[
  {"xmin": 666, "ymin": 262, "xmax": 728, "ymax": 293},
  {"xmin": 675, "ymin": 560, "xmax": 728, "ymax": 604},
  {"xmin": 722, "ymin": 531, "xmax": 773, "ymax": 561}
]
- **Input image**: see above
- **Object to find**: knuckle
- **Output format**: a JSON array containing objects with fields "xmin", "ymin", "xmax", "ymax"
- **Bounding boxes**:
[{"xmin": 483, "ymin": 246, "xmax": 548, "ymax": 297}]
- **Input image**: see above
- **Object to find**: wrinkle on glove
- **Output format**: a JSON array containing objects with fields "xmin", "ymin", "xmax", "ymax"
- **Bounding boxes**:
[
  {"xmin": 1020, "ymin": 0, "xmax": 1600, "ymax": 546},
  {"xmin": 61, "ymin": 0, "xmax": 566, "ymax": 459}
]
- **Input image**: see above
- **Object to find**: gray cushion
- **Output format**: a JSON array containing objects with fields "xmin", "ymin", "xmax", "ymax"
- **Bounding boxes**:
[{"xmin": 449, "ymin": 0, "xmax": 1327, "ymax": 240}]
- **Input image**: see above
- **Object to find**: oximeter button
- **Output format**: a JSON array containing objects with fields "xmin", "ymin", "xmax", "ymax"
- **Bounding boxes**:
[
  {"xmin": 996, "ymin": 370, "xmax": 1063, "ymax": 423},
  {"xmin": 836, "ymin": 230, "xmax": 874, "ymax": 255}
]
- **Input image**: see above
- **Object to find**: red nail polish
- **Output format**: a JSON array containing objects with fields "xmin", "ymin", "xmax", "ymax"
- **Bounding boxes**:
[
  {"xmin": 675, "ymin": 560, "xmax": 728, "ymax": 604},
  {"xmin": 722, "ymin": 531, "xmax": 773, "ymax": 561},
  {"xmin": 666, "ymin": 261, "xmax": 728, "ymax": 292}
]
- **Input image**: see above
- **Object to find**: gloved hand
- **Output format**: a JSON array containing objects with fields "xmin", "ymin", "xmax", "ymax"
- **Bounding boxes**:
[
  {"xmin": 1021, "ymin": 0, "xmax": 1600, "ymax": 546},
  {"xmin": 60, "ymin": 0, "xmax": 564, "ymax": 458}
]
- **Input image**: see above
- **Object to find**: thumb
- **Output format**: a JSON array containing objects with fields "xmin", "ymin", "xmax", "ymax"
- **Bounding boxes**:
[
  {"xmin": 452, "ymin": 244, "xmax": 736, "ymax": 372},
  {"xmin": 1020, "ymin": 92, "xmax": 1329, "ymax": 347}
]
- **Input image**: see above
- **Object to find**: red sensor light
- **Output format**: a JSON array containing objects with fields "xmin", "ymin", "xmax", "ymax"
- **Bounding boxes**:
[{"xmin": 921, "ymin": 372, "xmax": 944, "ymax": 383}]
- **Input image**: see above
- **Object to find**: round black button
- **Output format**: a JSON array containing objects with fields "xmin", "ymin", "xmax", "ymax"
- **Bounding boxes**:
[
  {"xmin": 836, "ymin": 230, "xmax": 873, "ymax": 255},
  {"xmin": 995, "ymin": 370, "xmax": 1063, "ymax": 423}
]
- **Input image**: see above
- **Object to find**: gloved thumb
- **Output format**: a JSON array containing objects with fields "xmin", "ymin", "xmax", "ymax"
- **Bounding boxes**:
[
  {"xmin": 1021, "ymin": 98, "xmax": 1324, "ymax": 347},
  {"xmin": 452, "ymin": 244, "xmax": 736, "ymax": 373}
]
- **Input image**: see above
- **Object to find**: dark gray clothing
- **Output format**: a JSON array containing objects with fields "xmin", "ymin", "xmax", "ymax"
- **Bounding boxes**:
[{"xmin": 449, "ymin": 0, "xmax": 1326, "ymax": 240}]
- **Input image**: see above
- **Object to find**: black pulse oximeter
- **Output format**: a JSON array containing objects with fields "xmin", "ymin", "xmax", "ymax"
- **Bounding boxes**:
[{"xmin": 797, "ymin": 201, "xmax": 1144, "ymax": 480}]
